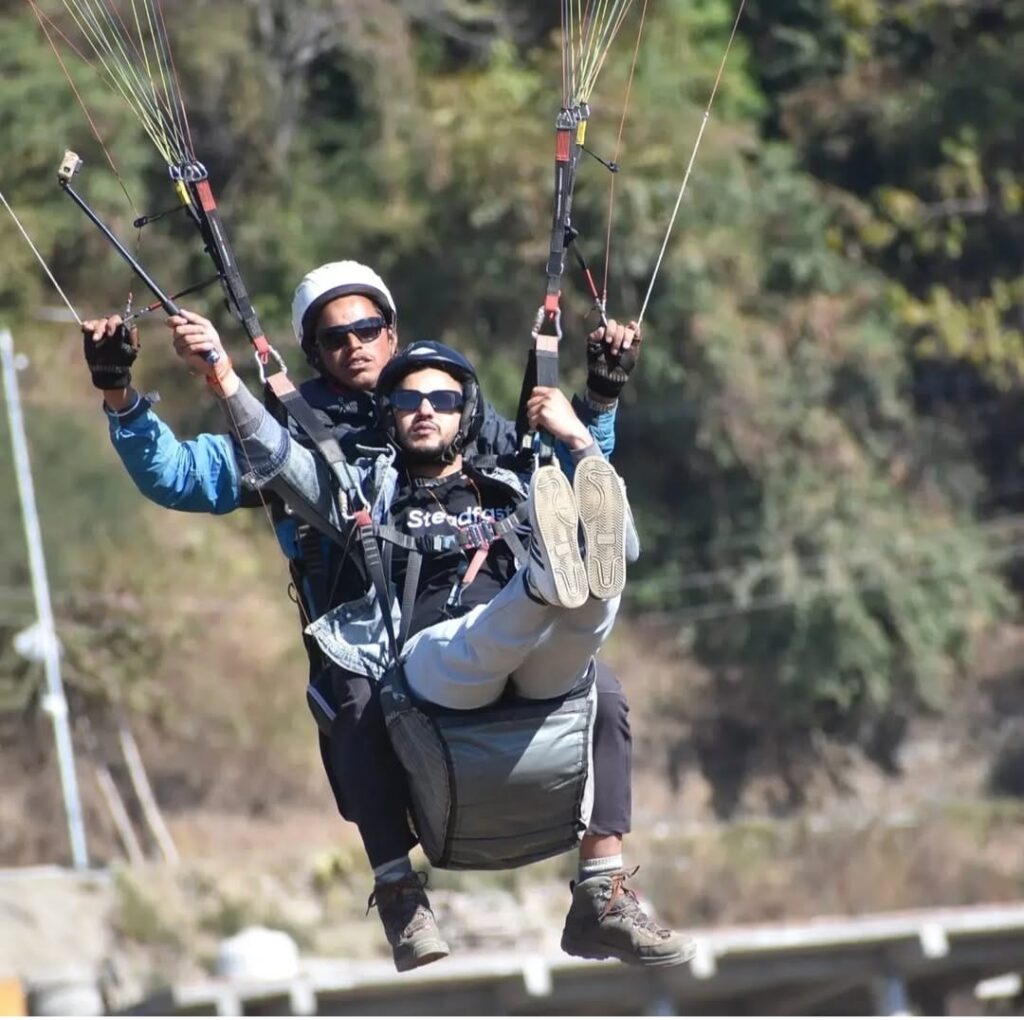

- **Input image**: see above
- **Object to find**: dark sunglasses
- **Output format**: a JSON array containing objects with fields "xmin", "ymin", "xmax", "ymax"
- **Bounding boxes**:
[
  {"xmin": 317, "ymin": 316, "xmax": 388, "ymax": 350},
  {"xmin": 390, "ymin": 388, "xmax": 465, "ymax": 413}
]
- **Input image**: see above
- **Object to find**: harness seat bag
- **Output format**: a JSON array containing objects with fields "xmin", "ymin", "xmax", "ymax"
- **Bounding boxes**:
[{"xmin": 379, "ymin": 664, "xmax": 596, "ymax": 870}]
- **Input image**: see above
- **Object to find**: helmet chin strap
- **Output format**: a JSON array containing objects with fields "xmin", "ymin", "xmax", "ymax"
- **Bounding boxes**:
[{"xmin": 302, "ymin": 340, "xmax": 325, "ymax": 375}]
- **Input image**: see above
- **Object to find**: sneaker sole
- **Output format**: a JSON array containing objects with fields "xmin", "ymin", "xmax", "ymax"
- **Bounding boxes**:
[
  {"xmin": 561, "ymin": 932, "xmax": 695, "ymax": 968},
  {"xmin": 531, "ymin": 466, "xmax": 588, "ymax": 609},
  {"xmin": 574, "ymin": 458, "xmax": 627, "ymax": 599},
  {"xmin": 394, "ymin": 937, "xmax": 451, "ymax": 973}
]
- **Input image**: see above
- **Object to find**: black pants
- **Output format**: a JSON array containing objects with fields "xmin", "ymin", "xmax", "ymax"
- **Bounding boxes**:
[
  {"xmin": 318, "ymin": 659, "xmax": 632, "ymax": 868},
  {"xmin": 319, "ymin": 669, "xmax": 418, "ymax": 868},
  {"xmin": 589, "ymin": 661, "xmax": 633, "ymax": 837}
]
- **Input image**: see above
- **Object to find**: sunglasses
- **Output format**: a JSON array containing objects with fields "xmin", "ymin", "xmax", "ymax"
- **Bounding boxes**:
[
  {"xmin": 390, "ymin": 388, "xmax": 465, "ymax": 413},
  {"xmin": 317, "ymin": 316, "xmax": 388, "ymax": 350}
]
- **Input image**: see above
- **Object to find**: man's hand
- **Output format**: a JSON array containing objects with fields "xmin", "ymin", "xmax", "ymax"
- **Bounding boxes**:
[
  {"xmin": 82, "ymin": 314, "xmax": 139, "ymax": 394},
  {"xmin": 526, "ymin": 386, "xmax": 593, "ymax": 451},
  {"xmin": 586, "ymin": 318, "xmax": 641, "ymax": 404},
  {"xmin": 167, "ymin": 310, "xmax": 238, "ymax": 396}
]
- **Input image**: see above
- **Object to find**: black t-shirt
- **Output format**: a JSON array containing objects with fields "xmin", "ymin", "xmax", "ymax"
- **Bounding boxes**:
[{"xmin": 388, "ymin": 470, "xmax": 521, "ymax": 638}]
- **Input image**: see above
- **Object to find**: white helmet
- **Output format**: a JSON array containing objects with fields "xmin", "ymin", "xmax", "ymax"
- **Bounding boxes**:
[{"xmin": 290, "ymin": 260, "xmax": 397, "ymax": 350}]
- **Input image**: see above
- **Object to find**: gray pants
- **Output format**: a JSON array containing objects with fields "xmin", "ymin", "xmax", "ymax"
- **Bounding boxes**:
[{"xmin": 402, "ymin": 568, "xmax": 620, "ymax": 710}]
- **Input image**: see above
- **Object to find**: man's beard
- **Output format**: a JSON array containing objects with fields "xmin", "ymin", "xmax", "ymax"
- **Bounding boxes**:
[{"xmin": 400, "ymin": 436, "xmax": 450, "ymax": 465}]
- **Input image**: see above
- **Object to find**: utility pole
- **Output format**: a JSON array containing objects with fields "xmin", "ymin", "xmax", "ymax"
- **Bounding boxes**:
[{"xmin": 0, "ymin": 328, "xmax": 89, "ymax": 869}]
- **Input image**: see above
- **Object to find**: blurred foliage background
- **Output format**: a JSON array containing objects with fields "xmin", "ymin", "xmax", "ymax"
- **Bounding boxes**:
[{"xmin": 1, "ymin": 0, "xmax": 1022, "ymax": 833}]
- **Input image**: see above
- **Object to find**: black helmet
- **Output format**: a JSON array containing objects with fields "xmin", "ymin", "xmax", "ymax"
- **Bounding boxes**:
[{"xmin": 376, "ymin": 341, "xmax": 484, "ymax": 461}]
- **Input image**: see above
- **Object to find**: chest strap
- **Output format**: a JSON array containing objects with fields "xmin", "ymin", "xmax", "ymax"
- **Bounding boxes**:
[
  {"xmin": 357, "ymin": 501, "xmax": 513, "ymax": 658},
  {"xmin": 373, "ymin": 503, "xmax": 529, "ymax": 556}
]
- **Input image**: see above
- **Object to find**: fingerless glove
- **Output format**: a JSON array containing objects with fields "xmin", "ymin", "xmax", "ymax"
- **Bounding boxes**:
[
  {"xmin": 586, "ymin": 336, "xmax": 639, "ymax": 402},
  {"xmin": 83, "ymin": 324, "xmax": 139, "ymax": 390}
]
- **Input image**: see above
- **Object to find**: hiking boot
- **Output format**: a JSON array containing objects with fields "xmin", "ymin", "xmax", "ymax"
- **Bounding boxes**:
[
  {"xmin": 574, "ymin": 457, "xmax": 629, "ymax": 600},
  {"xmin": 367, "ymin": 872, "xmax": 450, "ymax": 973},
  {"xmin": 561, "ymin": 868, "xmax": 694, "ymax": 968},
  {"xmin": 527, "ymin": 464, "xmax": 588, "ymax": 608}
]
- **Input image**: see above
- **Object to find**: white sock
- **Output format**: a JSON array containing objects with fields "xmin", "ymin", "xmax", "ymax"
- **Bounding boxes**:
[
  {"xmin": 373, "ymin": 855, "xmax": 413, "ymax": 884},
  {"xmin": 578, "ymin": 853, "xmax": 624, "ymax": 882}
]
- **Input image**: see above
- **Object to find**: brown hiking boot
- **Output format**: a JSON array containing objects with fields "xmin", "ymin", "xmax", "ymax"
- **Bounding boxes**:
[
  {"xmin": 366, "ymin": 872, "xmax": 450, "ymax": 973},
  {"xmin": 561, "ymin": 868, "xmax": 694, "ymax": 968}
]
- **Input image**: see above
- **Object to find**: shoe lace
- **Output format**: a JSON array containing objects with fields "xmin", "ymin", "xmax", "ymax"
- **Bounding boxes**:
[
  {"xmin": 600, "ymin": 867, "xmax": 672, "ymax": 938},
  {"xmin": 365, "ymin": 871, "xmax": 433, "ymax": 936}
]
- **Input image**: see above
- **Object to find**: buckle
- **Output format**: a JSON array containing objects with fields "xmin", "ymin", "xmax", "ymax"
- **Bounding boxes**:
[{"xmin": 458, "ymin": 522, "xmax": 493, "ymax": 549}]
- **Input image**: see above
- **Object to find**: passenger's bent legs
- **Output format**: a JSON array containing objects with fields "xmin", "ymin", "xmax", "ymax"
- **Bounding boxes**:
[
  {"xmin": 402, "ymin": 569, "xmax": 556, "ymax": 709},
  {"xmin": 510, "ymin": 595, "xmax": 620, "ymax": 700}
]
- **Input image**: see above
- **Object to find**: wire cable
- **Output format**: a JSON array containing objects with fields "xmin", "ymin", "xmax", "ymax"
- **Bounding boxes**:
[
  {"xmin": 638, "ymin": 0, "xmax": 747, "ymax": 326},
  {"xmin": 0, "ymin": 187, "xmax": 82, "ymax": 325},
  {"xmin": 602, "ymin": 0, "xmax": 649, "ymax": 304}
]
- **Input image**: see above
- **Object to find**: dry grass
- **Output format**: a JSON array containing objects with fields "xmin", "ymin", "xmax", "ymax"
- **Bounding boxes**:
[{"xmin": 631, "ymin": 801, "xmax": 1024, "ymax": 929}]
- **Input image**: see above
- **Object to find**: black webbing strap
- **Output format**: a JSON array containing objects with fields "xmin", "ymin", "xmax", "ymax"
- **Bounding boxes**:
[
  {"xmin": 535, "ymin": 345, "xmax": 560, "ymax": 388},
  {"xmin": 382, "ymin": 536, "xmax": 395, "ymax": 596},
  {"xmin": 492, "ymin": 504, "xmax": 530, "ymax": 538},
  {"xmin": 262, "ymin": 375, "xmax": 371, "ymax": 533},
  {"xmin": 534, "ymin": 335, "xmax": 560, "ymax": 462},
  {"xmin": 355, "ymin": 509, "xmax": 401, "ymax": 660},
  {"xmin": 398, "ymin": 550, "xmax": 423, "ymax": 651},
  {"xmin": 490, "ymin": 503, "xmax": 530, "ymax": 565},
  {"xmin": 189, "ymin": 176, "xmax": 366, "ymax": 540},
  {"xmin": 514, "ymin": 348, "xmax": 538, "ymax": 448},
  {"xmin": 267, "ymin": 378, "xmax": 350, "ymax": 475},
  {"xmin": 513, "ymin": 342, "xmax": 561, "ymax": 451},
  {"xmin": 264, "ymin": 475, "xmax": 351, "ymax": 549},
  {"xmin": 296, "ymin": 524, "xmax": 330, "ymax": 619},
  {"xmin": 191, "ymin": 179, "xmax": 267, "ymax": 355},
  {"xmin": 373, "ymin": 524, "xmax": 456, "ymax": 554},
  {"xmin": 257, "ymin": 375, "xmax": 368, "ymax": 553}
]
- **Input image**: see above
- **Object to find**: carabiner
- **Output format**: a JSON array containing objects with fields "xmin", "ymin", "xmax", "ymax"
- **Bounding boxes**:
[
  {"xmin": 255, "ymin": 343, "xmax": 289, "ymax": 385},
  {"xmin": 531, "ymin": 305, "xmax": 563, "ymax": 342}
]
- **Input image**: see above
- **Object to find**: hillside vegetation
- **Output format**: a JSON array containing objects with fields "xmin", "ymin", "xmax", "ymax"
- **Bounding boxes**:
[{"xmin": 1, "ymin": 0, "xmax": 1023, "ymax": 866}]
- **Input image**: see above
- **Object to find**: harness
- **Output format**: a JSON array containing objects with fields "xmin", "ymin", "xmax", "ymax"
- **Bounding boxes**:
[
  {"xmin": 277, "ymin": 443, "xmax": 531, "ymax": 737},
  {"xmin": 349, "ymin": 490, "xmax": 594, "ymax": 871},
  {"xmin": 371, "ymin": 506, "xmax": 529, "ymax": 623}
]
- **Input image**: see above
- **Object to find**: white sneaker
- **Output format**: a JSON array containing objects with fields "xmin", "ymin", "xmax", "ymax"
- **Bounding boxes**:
[
  {"xmin": 527, "ymin": 465, "xmax": 588, "ymax": 609},
  {"xmin": 623, "ymin": 482, "xmax": 640, "ymax": 564},
  {"xmin": 574, "ymin": 457, "xmax": 628, "ymax": 600}
]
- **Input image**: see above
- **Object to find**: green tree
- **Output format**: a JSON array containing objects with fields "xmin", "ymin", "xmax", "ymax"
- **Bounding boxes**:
[{"xmin": 0, "ymin": 0, "xmax": 1016, "ymax": 812}]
